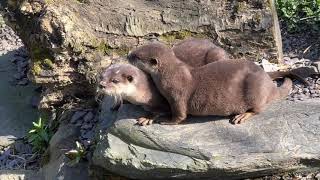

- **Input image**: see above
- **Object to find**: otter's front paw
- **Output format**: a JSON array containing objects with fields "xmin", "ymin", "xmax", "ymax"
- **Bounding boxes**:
[
  {"xmin": 137, "ymin": 117, "xmax": 154, "ymax": 126},
  {"xmin": 231, "ymin": 112, "xmax": 255, "ymax": 124}
]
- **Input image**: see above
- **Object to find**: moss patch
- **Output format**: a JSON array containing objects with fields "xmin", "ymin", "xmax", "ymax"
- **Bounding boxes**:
[
  {"xmin": 30, "ymin": 47, "xmax": 55, "ymax": 75},
  {"xmin": 96, "ymin": 42, "xmax": 129, "ymax": 56},
  {"xmin": 160, "ymin": 30, "xmax": 208, "ymax": 44},
  {"xmin": 44, "ymin": 0, "xmax": 54, "ymax": 4},
  {"xmin": 32, "ymin": 62, "xmax": 42, "ymax": 75},
  {"xmin": 43, "ymin": 58, "xmax": 54, "ymax": 69}
]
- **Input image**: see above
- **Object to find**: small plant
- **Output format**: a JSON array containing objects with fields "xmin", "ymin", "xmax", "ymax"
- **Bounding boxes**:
[
  {"xmin": 276, "ymin": 0, "xmax": 320, "ymax": 32},
  {"xmin": 28, "ymin": 117, "xmax": 52, "ymax": 153},
  {"xmin": 65, "ymin": 141, "xmax": 86, "ymax": 166}
]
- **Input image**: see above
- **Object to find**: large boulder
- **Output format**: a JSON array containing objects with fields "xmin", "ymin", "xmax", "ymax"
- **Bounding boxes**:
[
  {"xmin": 93, "ymin": 97, "xmax": 320, "ymax": 179},
  {"xmin": 41, "ymin": 124, "xmax": 89, "ymax": 180},
  {"xmin": 1, "ymin": 0, "xmax": 283, "ymax": 108}
]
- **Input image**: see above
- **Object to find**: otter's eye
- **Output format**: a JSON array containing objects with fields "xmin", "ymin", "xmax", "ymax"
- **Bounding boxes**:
[
  {"xmin": 127, "ymin": 75, "xmax": 133, "ymax": 82},
  {"xmin": 150, "ymin": 58, "xmax": 158, "ymax": 66},
  {"xmin": 111, "ymin": 79, "xmax": 119, "ymax": 84}
]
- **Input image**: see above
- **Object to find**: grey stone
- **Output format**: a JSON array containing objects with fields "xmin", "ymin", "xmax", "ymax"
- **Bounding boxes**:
[
  {"xmin": 30, "ymin": 94, "xmax": 41, "ymax": 108},
  {"xmin": 17, "ymin": 61, "xmax": 28, "ymax": 72},
  {"xmin": 81, "ymin": 130, "xmax": 94, "ymax": 140},
  {"xmin": 93, "ymin": 98, "xmax": 320, "ymax": 179},
  {"xmin": 83, "ymin": 112, "xmax": 94, "ymax": 122},
  {"xmin": 0, "ymin": 51, "xmax": 38, "ymax": 147},
  {"xmin": 0, "ymin": 170, "xmax": 43, "ymax": 180},
  {"xmin": 41, "ymin": 124, "xmax": 89, "ymax": 180},
  {"xmin": 315, "ymin": 173, "xmax": 320, "ymax": 180},
  {"xmin": 13, "ymin": 141, "xmax": 32, "ymax": 154},
  {"xmin": 81, "ymin": 123, "xmax": 93, "ymax": 130},
  {"xmin": 70, "ymin": 111, "xmax": 87, "ymax": 124},
  {"xmin": 39, "ymin": 70, "xmax": 54, "ymax": 77},
  {"xmin": 13, "ymin": 72, "xmax": 25, "ymax": 80},
  {"xmin": 14, "ymin": 56, "xmax": 26, "ymax": 63},
  {"xmin": 312, "ymin": 61, "xmax": 320, "ymax": 73},
  {"xmin": 17, "ymin": 78, "xmax": 29, "ymax": 86},
  {"xmin": 81, "ymin": 140, "xmax": 91, "ymax": 149}
]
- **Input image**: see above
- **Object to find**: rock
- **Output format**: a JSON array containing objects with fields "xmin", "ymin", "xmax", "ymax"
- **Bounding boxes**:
[
  {"xmin": 0, "ymin": 51, "xmax": 38, "ymax": 147},
  {"xmin": 93, "ymin": 97, "xmax": 320, "ymax": 179},
  {"xmin": 315, "ymin": 173, "xmax": 320, "ymax": 180},
  {"xmin": 14, "ymin": 56, "xmax": 26, "ymax": 63},
  {"xmin": 2, "ymin": 0, "xmax": 284, "ymax": 108},
  {"xmin": 81, "ymin": 130, "xmax": 94, "ymax": 140},
  {"xmin": 13, "ymin": 141, "xmax": 32, "ymax": 154},
  {"xmin": 13, "ymin": 72, "xmax": 25, "ymax": 80},
  {"xmin": 0, "ymin": 170, "xmax": 43, "ymax": 180},
  {"xmin": 70, "ymin": 111, "xmax": 87, "ymax": 124},
  {"xmin": 81, "ymin": 123, "xmax": 93, "ymax": 130},
  {"xmin": 16, "ymin": 60, "xmax": 28, "ymax": 70},
  {"xmin": 30, "ymin": 94, "xmax": 41, "ymax": 108},
  {"xmin": 312, "ymin": 61, "xmax": 320, "ymax": 73},
  {"xmin": 83, "ymin": 112, "xmax": 94, "ymax": 122},
  {"xmin": 41, "ymin": 124, "xmax": 89, "ymax": 180},
  {"xmin": 17, "ymin": 78, "xmax": 29, "ymax": 86}
]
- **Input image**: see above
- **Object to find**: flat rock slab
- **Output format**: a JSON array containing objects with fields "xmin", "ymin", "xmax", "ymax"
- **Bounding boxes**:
[
  {"xmin": 0, "ymin": 51, "xmax": 38, "ymax": 147},
  {"xmin": 93, "ymin": 98, "xmax": 320, "ymax": 179},
  {"xmin": 0, "ymin": 170, "xmax": 43, "ymax": 180}
]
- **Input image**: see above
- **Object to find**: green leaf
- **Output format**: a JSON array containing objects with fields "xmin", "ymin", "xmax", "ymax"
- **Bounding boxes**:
[{"xmin": 29, "ymin": 129, "xmax": 36, "ymax": 133}]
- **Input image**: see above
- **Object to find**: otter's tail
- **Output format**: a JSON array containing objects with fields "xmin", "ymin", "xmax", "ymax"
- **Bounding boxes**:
[
  {"xmin": 273, "ymin": 77, "xmax": 293, "ymax": 100},
  {"xmin": 267, "ymin": 71, "xmax": 309, "ymax": 86}
]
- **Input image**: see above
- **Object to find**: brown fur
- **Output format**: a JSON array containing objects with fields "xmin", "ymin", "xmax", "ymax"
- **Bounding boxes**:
[
  {"xmin": 173, "ymin": 38, "xmax": 307, "ymax": 84},
  {"xmin": 128, "ymin": 43, "xmax": 292, "ymax": 124},
  {"xmin": 172, "ymin": 38, "xmax": 229, "ymax": 66},
  {"xmin": 97, "ymin": 63, "xmax": 169, "ymax": 113}
]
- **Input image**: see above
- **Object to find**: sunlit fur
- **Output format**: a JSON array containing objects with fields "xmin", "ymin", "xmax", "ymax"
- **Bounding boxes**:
[{"xmin": 96, "ymin": 64, "xmax": 127, "ymax": 108}]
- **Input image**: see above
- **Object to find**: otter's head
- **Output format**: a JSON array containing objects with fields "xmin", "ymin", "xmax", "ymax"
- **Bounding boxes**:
[
  {"xmin": 96, "ymin": 64, "xmax": 140, "ymax": 106},
  {"xmin": 127, "ymin": 42, "xmax": 175, "ymax": 74}
]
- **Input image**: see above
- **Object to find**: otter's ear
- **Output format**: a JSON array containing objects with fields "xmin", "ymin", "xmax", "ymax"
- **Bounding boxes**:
[
  {"xmin": 150, "ymin": 58, "xmax": 158, "ymax": 67},
  {"xmin": 127, "ymin": 75, "xmax": 133, "ymax": 82}
]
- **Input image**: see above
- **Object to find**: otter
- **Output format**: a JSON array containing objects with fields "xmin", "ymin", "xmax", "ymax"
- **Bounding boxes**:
[
  {"xmin": 172, "ymin": 38, "xmax": 229, "ymax": 66},
  {"xmin": 97, "ymin": 63, "xmax": 169, "ymax": 125},
  {"xmin": 98, "ymin": 42, "xmax": 309, "ymax": 126},
  {"xmin": 172, "ymin": 39, "xmax": 308, "ymax": 83},
  {"xmin": 128, "ymin": 43, "xmax": 294, "ymax": 125}
]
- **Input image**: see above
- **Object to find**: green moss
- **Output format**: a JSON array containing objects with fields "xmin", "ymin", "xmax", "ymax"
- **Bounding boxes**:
[
  {"xmin": 96, "ymin": 42, "xmax": 129, "ymax": 56},
  {"xmin": 43, "ymin": 58, "xmax": 54, "ymax": 69},
  {"xmin": 160, "ymin": 30, "xmax": 207, "ymax": 44},
  {"xmin": 31, "ymin": 47, "xmax": 52, "ymax": 62},
  {"xmin": 96, "ymin": 42, "xmax": 111, "ymax": 54},
  {"xmin": 44, "ymin": 0, "xmax": 54, "ymax": 4},
  {"xmin": 30, "ymin": 46, "xmax": 55, "ymax": 75},
  {"xmin": 113, "ymin": 46, "xmax": 130, "ymax": 56},
  {"xmin": 32, "ymin": 62, "xmax": 42, "ymax": 75}
]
